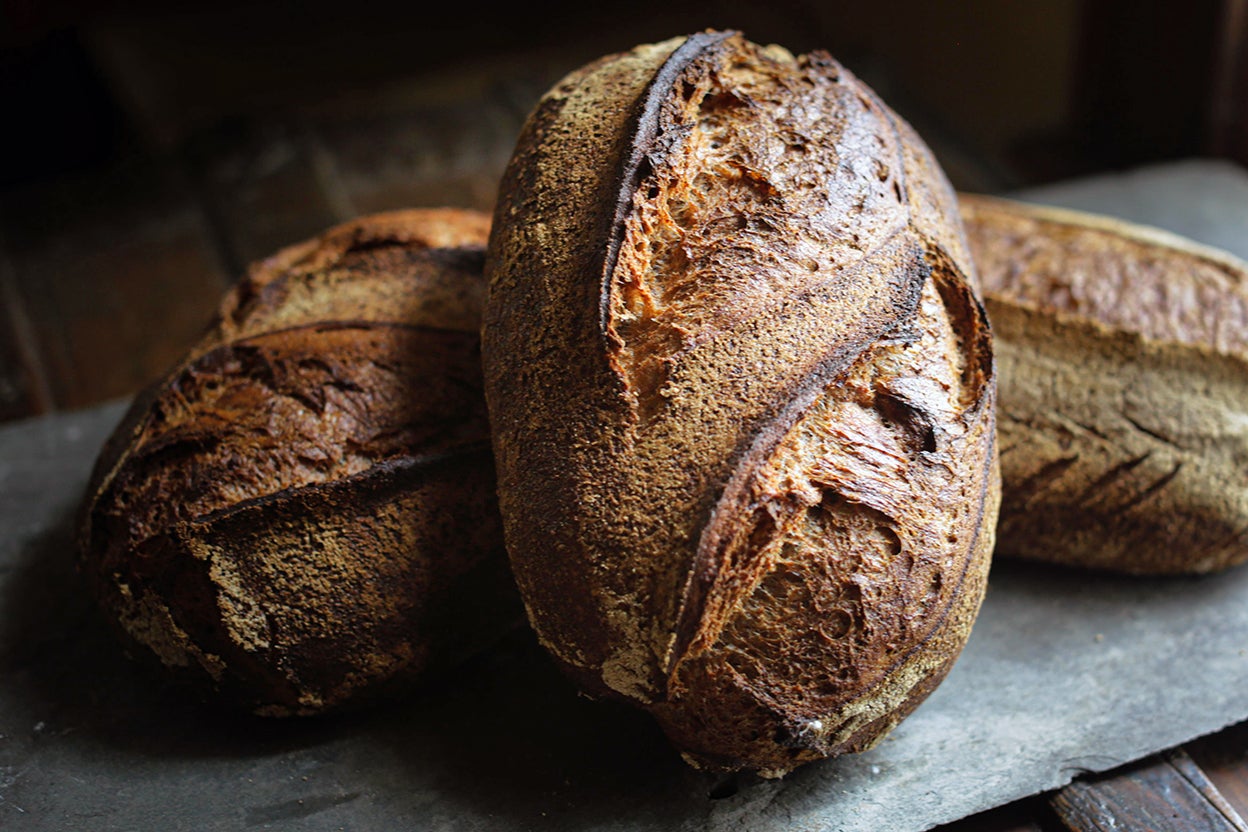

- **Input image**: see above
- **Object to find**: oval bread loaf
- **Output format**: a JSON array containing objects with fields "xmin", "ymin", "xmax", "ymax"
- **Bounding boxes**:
[
  {"xmin": 962, "ymin": 193, "xmax": 1248, "ymax": 574},
  {"xmin": 78, "ymin": 209, "xmax": 521, "ymax": 716},
  {"xmin": 484, "ymin": 31, "xmax": 999, "ymax": 775}
]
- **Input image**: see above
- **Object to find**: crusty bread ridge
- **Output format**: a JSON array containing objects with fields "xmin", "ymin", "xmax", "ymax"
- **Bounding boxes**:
[
  {"xmin": 962, "ymin": 193, "xmax": 1248, "ymax": 574},
  {"xmin": 78, "ymin": 209, "xmax": 519, "ymax": 716},
  {"xmin": 210, "ymin": 208, "xmax": 491, "ymax": 346},
  {"xmin": 484, "ymin": 31, "xmax": 999, "ymax": 775}
]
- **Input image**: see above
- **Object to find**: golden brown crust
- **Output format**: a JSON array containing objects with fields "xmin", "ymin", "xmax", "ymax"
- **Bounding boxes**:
[
  {"xmin": 962, "ymin": 194, "xmax": 1248, "ymax": 573},
  {"xmin": 213, "ymin": 208, "xmax": 490, "ymax": 344},
  {"xmin": 964, "ymin": 194, "xmax": 1248, "ymax": 354},
  {"xmin": 484, "ymin": 32, "xmax": 998, "ymax": 775},
  {"xmin": 78, "ymin": 209, "xmax": 519, "ymax": 715}
]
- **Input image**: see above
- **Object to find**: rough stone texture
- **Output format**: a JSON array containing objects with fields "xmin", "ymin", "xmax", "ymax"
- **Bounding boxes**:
[{"xmin": 2, "ymin": 399, "xmax": 1248, "ymax": 831}]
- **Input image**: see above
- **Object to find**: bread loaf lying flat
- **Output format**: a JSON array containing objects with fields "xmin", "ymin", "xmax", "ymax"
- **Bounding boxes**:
[
  {"xmin": 78, "ymin": 209, "xmax": 520, "ymax": 715},
  {"xmin": 484, "ymin": 31, "xmax": 999, "ymax": 775},
  {"xmin": 962, "ymin": 194, "xmax": 1248, "ymax": 574}
]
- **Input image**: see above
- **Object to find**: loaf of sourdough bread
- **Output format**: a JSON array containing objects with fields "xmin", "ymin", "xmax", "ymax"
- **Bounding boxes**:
[
  {"xmin": 484, "ymin": 31, "xmax": 999, "ymax": 775},
  {"xmin": 963, "ymin": 193, "xmax": 1248, "ymax": 574},
  {"xmin": 78, "ymin": 209, "xmax": 521, "ymax": 716}
]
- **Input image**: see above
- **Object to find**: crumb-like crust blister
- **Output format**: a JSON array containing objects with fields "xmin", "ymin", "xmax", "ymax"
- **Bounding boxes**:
[{"xmin": 484, "ymin": 32, "xmax": 998, "ymax": 775}]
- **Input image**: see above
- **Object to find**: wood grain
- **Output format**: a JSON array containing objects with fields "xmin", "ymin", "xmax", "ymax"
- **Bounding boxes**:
[
  {"xmin": 1050, "ymin": 749, "xmax": 1248, "ymax": 832},
  {"xmin": 1187, "ymin": 722, "xmax": 1248, "ymax": 820}
]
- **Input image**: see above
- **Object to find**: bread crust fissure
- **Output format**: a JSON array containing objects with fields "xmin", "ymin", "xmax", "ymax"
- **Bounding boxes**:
[
  {"xmin": 604, "ymin": 39, "xmax": 918, "ymax": 424},
  {"xmin": 597, "ymin": 29, "xmax": 737, "ymax": 336},
  {"xmin": 222, "ymin": 213, "xmax": 490, "ymax": 343},
  {"xmin": 667, "ymin": 250, "xmax": 929, "ymax": 669},
  {"xmin": 484, "ymin": 32, "xmax": 998, "ymax": 774},
  {"xmin": 658, "ymin": 258, "xmax": 996, "ymax": 769},
  {"xmin": 80, "ymin": 209, "xmax": 518, "ymax": 715},
  {"xmin": 91, "ymin": 324, "xmax": 488, "ymax": 549},
  {"xmin": 114, "ymin": 447, "xmax": 500, "ymax": 715}
]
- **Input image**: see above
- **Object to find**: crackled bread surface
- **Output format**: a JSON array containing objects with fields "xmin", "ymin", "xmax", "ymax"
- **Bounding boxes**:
[
  {"xmin": 963, "ymin": 194, "xmax": 1248, "ymax": 573},
  {"xmin": 964, "ymin": 195, "xmax": 1248, "ymax": 354},
  {"xmin": 79, "ymin": 209, "xmax": 518, "ymax": 715},
  {"xmin": 485, "ymin": 32, "xmax": 998, "ymax": 775},
  {"xmin": 207, "ymin": 208, "xmax": 491, "ymax": 347}
]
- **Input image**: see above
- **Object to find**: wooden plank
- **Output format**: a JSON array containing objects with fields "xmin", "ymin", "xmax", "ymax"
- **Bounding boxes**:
[
  {"xmin": 1168, "ymin": 749, "xmax": 1248, "ymax": 831},
  {"xmin": 1050, "ymin": 749, "xmax": 1248, "ymax": 832},
  {"xmin": 0, "ymin": 157, "xmax": 230, "ymax": 411},
  {"xmin": 1186, "ymin": 723, "xmax": 1248, "ymax": 820}
]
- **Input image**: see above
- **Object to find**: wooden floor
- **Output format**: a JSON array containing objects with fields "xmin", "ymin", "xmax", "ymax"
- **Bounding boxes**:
[{"xmin": 2, "ymin": 10, "xmax": 1247, "ymax": 830}]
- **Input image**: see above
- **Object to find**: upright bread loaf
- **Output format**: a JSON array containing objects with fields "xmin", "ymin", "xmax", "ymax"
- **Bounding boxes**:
[
  {"xmin": 78, "ymin": 209, "xmax": 521, "ymax": 716},
  {"xmin": 484, "ymin": 31, "xmax": 998, "ymax": 775},
  {"xmin": 962, "ymin": 193, "xmax": 1248, "ymax": 574}
]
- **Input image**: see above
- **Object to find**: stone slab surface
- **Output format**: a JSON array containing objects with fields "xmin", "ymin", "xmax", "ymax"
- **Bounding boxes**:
[{"xmin": 2, "ymin": 159, "xmax": 1247, "ymax": 831}]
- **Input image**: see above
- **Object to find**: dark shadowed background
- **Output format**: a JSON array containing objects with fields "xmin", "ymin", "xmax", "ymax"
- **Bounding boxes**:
[{"xmin": 1, "ymin": 0, "xmax": 1246, "ymax": 426}]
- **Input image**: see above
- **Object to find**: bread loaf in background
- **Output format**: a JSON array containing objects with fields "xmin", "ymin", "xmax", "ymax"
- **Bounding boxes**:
[
  {"xmin": 77, "ymin": 209, "xmax": 521, "ymax": 716},
  {"xmin": 962, "ymin": 194, "xmax": 1248, "ymax": 574},
  {"xmin": 484, "ymin": 31, "xmax": 999, "ymax": 776}
]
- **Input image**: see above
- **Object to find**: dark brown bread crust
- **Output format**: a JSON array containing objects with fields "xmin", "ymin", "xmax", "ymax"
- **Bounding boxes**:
[
  {"xmin": 212, "ymin": 208, "xmax": 491, "ymax": 344},
  {"xmin": 484, "ymin": 32, "xmax": 998, "ymax": 775},
  {"xmin": 962, "ymin": 194, "xmax": 1248, "ymax": 573},
  {"xmin": 78, "ymin": 209, "xmax": 519, "ymax": 715}
]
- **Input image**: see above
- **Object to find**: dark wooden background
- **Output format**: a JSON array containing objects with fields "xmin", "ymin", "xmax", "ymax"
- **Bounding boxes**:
[{"xmin": 2, "ymin": 1, "xmax": 1247, "ymax": 828}]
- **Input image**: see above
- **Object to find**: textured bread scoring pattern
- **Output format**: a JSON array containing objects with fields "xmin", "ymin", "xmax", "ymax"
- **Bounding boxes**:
[
  {"xmin": 79, "ymin": 210, "xmax": 519, "ymax": 715},
  {"xmin": 609, "ymin": 46, "xmax": 907, "ymax": 393},
  {"xmin": 214, "ymin": 208, "xmax": 490, "ymax": 346},
  {"xmin": 104, "ymin": 326, "xmax": 485, "ymax": 540},
  {"xmin": 962, "ymin": 194, "xmax": 1248, "ymax": 574},
  {"xmin": 484, "ymin": 32, "xmax": 997, "ymax": 775},
  {"xmin": 659, "ymin": 273, "xmax": 995, "ymax": 770}
]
